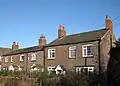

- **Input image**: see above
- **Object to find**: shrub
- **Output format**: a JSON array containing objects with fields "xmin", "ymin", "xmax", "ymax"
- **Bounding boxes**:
[{"xmin": 35, "ymin": 71, "xmax": 98, "ymax": 86}]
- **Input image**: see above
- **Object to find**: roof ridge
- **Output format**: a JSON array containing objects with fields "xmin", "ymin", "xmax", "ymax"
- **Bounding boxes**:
[
  {"xmin": 20, "ymin": 45, "xmax": 38, "ymax": 49},
  {"xmin": 17, "ymin": 44, "xmax": 46, "ymax": 50},
  {"xmin": 49, "ymin": 29, "xmax": 106, "ymax": 43},
  {"xmin": 66, "ymin": 28, "xmax": 106, "ymax": 37},
  {"xmin": 12, "ymin": 45, "xmax": 41, "ymax": 51},
  {"xmin": 47, "ymin": 28, "xmax": 108, "ymax": 47}
]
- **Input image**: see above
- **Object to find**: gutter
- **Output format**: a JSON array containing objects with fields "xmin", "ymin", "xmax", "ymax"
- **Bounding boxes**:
[
  {"xmin": 43, "ymin": 48, "xmax": 46, "ymax": 72},
  {"xmin": 98, "ymin": 39, "xmax": 101, "ymax": 76},
  {"xmin": 2, "ymin": 48, "xmax": 44, "ymax": 56}
]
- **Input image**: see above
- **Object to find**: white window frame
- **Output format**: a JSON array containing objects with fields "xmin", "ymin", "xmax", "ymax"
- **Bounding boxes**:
[
  {"xmin": 75, "ymin": 67, "xmax": 94, "ymax": 73},
  {"xmin": 48, "ymin": 48, "xmax": 56, "ymax": 59},
  {"xmin": 5, "ymin": 57, "xmax": 8, "ymax": 62},
  {"xmin": 76, "ymin": 67, "xmax": 81, "ymax": 72},
  {"xmin": 88, "ymin": 67, "xmax": 94, "ymax": 72},
  {"xmin": 10, "ymin": 56, "xmax": 13, "ymax": 62},
  {"xmin": 31, "ymin": 53, "xmax": 36, "ymax": 61},
  {"xmin": 0, "ymin": 56, "xmax": 2, "ymax": 62},
  {"xmin": 20, "ymin": 55, "xmax": 24, "ymax": 62},
  {"xmin": 48, "ymin": 66, "xmax": 55, "ymax": 71},
  {"xmin": 69, "ymin": 46, "xmax": 76, "ymax": 58},
  {"xmin": 82, "ymin": 44, "xmax": 93, "ymax": 57}
]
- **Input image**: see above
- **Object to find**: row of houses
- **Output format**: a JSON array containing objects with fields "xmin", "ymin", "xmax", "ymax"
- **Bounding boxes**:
[{"xmin": 0, "ymin": 16, "xmax": 116, "ymax": 74}]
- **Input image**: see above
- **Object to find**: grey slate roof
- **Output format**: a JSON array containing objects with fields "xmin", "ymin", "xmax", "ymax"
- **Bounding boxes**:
[
  {"xmin": 47, "ymin": 29, "xmax": 108, "ymax": 47},
  {"xmin": 2, "ymin": 46, "xmax": 43, "ymax": 56},
  {"xmin": 0, "ymin": 47, "xmax": 12, "ymax": 56},
  {"xmin": 2, "ymin": 29, "xmax": 108, "ymax": 56}
]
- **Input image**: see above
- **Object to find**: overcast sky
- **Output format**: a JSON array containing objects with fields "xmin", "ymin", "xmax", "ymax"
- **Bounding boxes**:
[{"xmin": 0, "ymin": 0, "xmax": 120, "ymax": 48}]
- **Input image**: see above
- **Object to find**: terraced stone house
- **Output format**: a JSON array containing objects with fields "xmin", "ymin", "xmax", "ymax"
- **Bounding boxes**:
[
  {"xmin": 45, "ymin": 16, "xmax": 116, "ymax": 74},
  {"xmin": 1, "ymin": 35, "xmax": 46, "ymax": 72},
  {"xmin": 1, "ymin": 16, "xmax": 116, "ymax": 74},
  {"xmin": 0, "ymin": 47, "xmax": 11, "ymax": 70}
]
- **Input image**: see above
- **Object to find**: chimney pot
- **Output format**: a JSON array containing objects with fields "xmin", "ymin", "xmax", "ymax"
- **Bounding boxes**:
[
  {"xmin": 59, "ymin": 25, "xmax": 64, "ymax": 30},
  {"xmin": 105, "ymin": 15, "xmax": 113, "ymax": 30},
  {"xmin": 12, "ymin": 41, "xmax": 19, "ymax": 50},
  {"xmin": 13, "ymin": 41, "xmax": 16, "ymax": 44},
  {"xmin": 58, "ymin": 24, "xmax": 66, "ymax": 38},
  {"xmin": 39, "ymin": 34, "xmax": 46, "ymax": 46}
]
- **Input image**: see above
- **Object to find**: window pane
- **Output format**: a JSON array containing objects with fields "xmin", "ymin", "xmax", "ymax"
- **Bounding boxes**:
[
  {"xmin": 48, "ymin": 49, "xmax": 56, "ymax": 59},
  {"xmin": 84, "ymin": 68, "xmax": 88, "ymax": 73},
  {"xmin": 22, "ymin": 56, "xmax": 24, "ymax": 60},
  {"xmin": 20, "ymin": 55, "xmax": 24, "ymax": 61},
  {"xmin": 31, "ymin": 53, "xmax": 36, "ymax": 61},
  {"xmin": 83, "ymin": 45, "xmax": 93, "ymax": 57},
  {"xmin": 48, "ymin": 67, "xmax": 55, "ymax": 71},
  {"xmin": 52, "ymin": 50, "xmax": 55, "ymax": 51},
  {"xmin": 52, "ymin": 52, "xmax": 55, "ymax": 57},
  {"xmin": 52, "ymin": 68, "xmax": 55, "ymax": 70},
  {"xmin": 87, "ymin": 46, "xmax": 92, "ymax": 50},
  {"xmin": 81, "ymin": 68, "xmax": 84, "ymax": 73},
  {"xmin": 84, "ymin": 49, "xmax": 86, "ymax": 56},
  {"xmin": 69, "ymin": 46, "xmax": 76, "ymax": 57},
  {"xmin": 87, "ymin": 46, "xmax": 93, "ymax": 55},
  {"xmin": 71, "ymin": 50, "xmax": 76, "ymax": 56}
]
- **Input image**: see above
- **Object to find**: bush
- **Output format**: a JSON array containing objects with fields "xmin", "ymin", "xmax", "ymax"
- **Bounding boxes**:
[
  {"xmin": 35, "ymin": 71, "xmax": 98, "ymax": 86},
  {"xmin": 0, "ymin": 70, "xmax": 13, "ymax": 76},
  {"xmin": 0, "ymin": 70, "xmax": 22, "ymax": 77}
]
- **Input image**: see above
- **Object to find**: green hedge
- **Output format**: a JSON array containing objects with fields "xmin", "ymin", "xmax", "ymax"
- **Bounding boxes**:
[{"xmin": 0, "ymin": 70, "xmax": 21, "ymax": 76}]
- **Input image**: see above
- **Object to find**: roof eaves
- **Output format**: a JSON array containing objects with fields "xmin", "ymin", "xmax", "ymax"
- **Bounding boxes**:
[
  {"xmin": 2, "ymin": 46, "xmax": 44, "ymax": 56},
  {"xmin": 2, "ymin": 50, "xmax": 41, "ymax": 56}
]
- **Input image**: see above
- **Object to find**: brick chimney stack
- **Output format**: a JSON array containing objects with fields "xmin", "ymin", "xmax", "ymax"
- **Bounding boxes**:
[
  {"xmin": 105, "ymin": 15, "xmax": 113, "ymax": 30},
  {"xmin": 58, "ymin": 24, "xmax": 66, "ymax": 38},
  {"xmin": 39, "ymin": 34, "xmax": 46, "ymax": 46},
  {"xmin": 12, "ymin": 42, "xmax": 19, "ymax": 50}
]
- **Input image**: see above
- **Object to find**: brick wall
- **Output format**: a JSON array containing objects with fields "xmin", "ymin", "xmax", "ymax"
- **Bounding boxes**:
[
  {"xmin": 1, "ymin": 50, "xmax": 44, "ymax": 72},
  {"xmin": 45, "ymin": 41, "xmax": 99, "ymax": 71}
]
